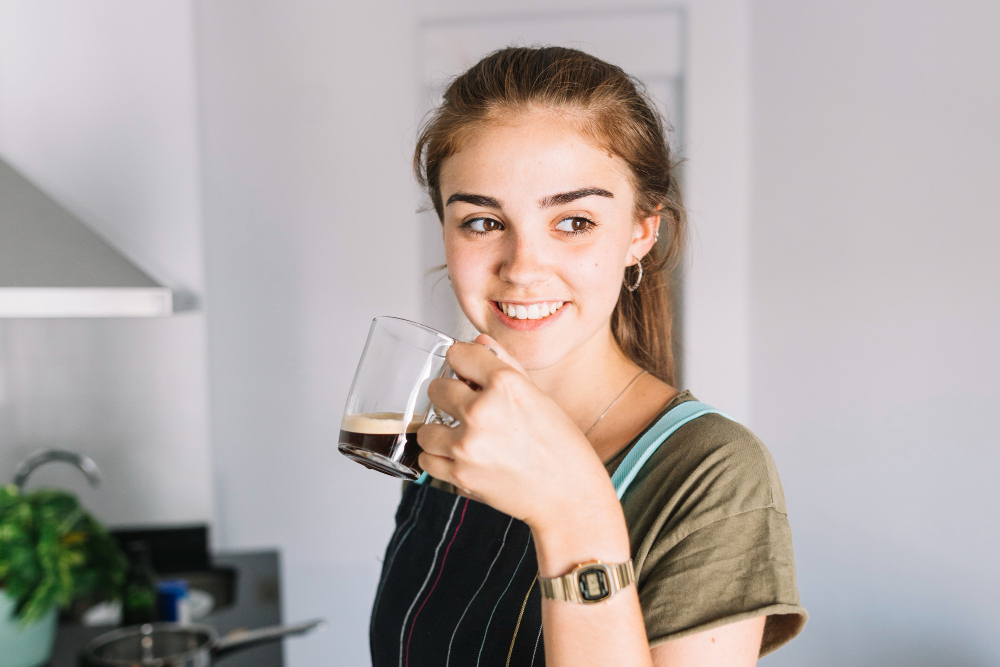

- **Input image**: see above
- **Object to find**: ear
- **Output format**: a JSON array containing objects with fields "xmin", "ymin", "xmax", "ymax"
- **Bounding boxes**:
[{"xmin": 627, "ymin": 207, "xmax": 661, "ymax": 266}]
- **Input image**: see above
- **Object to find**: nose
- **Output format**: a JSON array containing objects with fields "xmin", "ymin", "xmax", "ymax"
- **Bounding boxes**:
[{"xmin": 497, "ymin": 229, "xmax": 550, "ymax": 288}]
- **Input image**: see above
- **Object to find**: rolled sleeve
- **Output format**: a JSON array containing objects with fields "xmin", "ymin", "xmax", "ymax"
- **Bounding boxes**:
[{"xmin": 639, "ymin": 506, "xmax": 807, "ymax": 656}]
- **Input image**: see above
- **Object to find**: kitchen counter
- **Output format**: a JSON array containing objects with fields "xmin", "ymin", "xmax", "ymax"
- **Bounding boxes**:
[{"xmin": 49, "ymin": 550, "xmax": 285, "ymax": 666}]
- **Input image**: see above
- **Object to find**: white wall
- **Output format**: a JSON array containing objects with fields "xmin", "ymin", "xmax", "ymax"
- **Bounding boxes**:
[
  {"xmin": 195, "ymin": 1, "xmax": 751, "ymax": 664},
  {"xmin": 682, "ymin": 0, "xmax": 753, "ymax": 421},
  {"xmin": 194, "ymin": 4, "xmax": 424, "ymax": 664},
  {"xmin": 750, "ymin": 1, "xmax": 1000, "ymax": 665},
  {"xmin": 0, "ymin": 0, "xmax": 214, "ymax": 527}
]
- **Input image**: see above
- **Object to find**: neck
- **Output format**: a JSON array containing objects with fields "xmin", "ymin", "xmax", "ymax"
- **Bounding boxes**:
[{"xmin": 525, "ymin": 324, "xmax": 642, "ymax": 432}]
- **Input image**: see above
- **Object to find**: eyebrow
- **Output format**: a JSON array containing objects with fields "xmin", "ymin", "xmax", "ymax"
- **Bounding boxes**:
[
  {"xmin": 539, "ymin": 187, "xmax": 614, "ymax": 208},
  {"xmin": 446, "ymin": 193, "xmax": 503, "ymax": 208},
  {"xmin": 445, "ymin": 187, "xmax": 614, "ymax": 210}
]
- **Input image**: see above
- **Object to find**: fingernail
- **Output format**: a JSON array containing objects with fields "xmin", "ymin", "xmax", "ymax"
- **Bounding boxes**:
[{"xmin": 482, "ymin": 345, "xmax": 498, "ymax": 356}]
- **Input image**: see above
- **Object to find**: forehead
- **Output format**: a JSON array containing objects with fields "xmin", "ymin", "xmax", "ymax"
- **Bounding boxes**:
[{"xmin": 439, "ymin": 112, "xmax": 634, "ymax": 205}]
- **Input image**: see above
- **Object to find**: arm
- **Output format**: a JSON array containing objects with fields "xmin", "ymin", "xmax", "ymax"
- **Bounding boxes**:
[
  {"xmin": 532, "ymin": 484, "xmax": 764, "ymax": 666},
  {"xmin": 651, "ymin": 617, "xmax": 765, "ymax": 666},
  {"xmin": 532, "ymin": 477, "xmax": 653, "ymax": 666}
]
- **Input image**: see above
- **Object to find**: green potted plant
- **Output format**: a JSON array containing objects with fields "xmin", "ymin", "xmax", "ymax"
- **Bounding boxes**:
[{"xmin": 0, "ymin": 484, "xmax": 127, "ymax": 667}]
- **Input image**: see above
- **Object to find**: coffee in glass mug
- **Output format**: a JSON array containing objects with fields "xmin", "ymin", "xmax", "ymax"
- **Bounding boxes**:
[{"xmin": 338, "ymin": 317, "xmax": 456, "ymax": 479}]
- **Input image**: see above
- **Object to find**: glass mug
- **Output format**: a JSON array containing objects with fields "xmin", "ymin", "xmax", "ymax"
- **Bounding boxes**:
[{"xmin": 338, "ymin": 317, "xmax": 457, "ymax": 479}]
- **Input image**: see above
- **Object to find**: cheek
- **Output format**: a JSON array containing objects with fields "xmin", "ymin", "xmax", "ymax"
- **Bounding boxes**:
[
  {"xmin": 444, "ymin": 236, "xmax": 493, "ymax": 299},
  {"xmin": 567, "ymin": 246, "xmax": 626, "ymax": 309}
]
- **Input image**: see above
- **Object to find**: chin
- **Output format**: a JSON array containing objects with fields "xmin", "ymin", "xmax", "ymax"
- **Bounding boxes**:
[{"xmin": 482, "ymin": 325, "xmax": 569, "ymax": 371}]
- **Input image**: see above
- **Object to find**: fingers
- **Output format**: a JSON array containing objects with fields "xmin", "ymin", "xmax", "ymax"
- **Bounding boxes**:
[
  {"xmin": 445, "ymin": 341, "xmax": 515, "ymax": 388},
  {"xmin": 416, "ymin": 422, "xmax": 458, "ymax": 457},
  {"xmin": 417, "ymin": 451, "xmax": 457, "ymax": 486},
  {"xmin": 417, "ymin": 448, "xmax": 479, "ymax": 500},
  {"xmin": 418, "ymin": 423, "xmax": 480, "ymax": 497},
  {"xmin": 473, "ymin": 334, "xmax": 528, "ymax": 375},
  {"xmin": 427, "ymin": 376, "xmax": 476, "ymax": 420}
]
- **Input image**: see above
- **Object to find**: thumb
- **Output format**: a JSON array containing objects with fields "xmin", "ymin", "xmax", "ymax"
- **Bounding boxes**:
[{"xmin": 473, "ymin": 334, "xmax": 528, "ymax": 376}]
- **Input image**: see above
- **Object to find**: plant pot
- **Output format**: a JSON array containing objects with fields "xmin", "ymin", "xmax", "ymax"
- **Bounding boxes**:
[{"xmin": 0, "ymin": 590, "xmax": 57, "ymax": 667}]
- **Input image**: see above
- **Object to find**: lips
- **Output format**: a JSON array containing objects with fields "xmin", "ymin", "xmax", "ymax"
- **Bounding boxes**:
[
  {"xmin": 494, "ymin": 301, "xmax": 565, "ymax": 320},
  {"xmin": 490, "ymin": 300, "xmax": 568, "ymax": 331}
]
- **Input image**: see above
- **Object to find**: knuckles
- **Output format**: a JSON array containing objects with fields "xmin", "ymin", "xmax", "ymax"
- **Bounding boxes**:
[
  {"xmin": 449, "ymin": 436, "xmax": 473, "ymax": 463},
  {"xmin": 447, "ymin": 429, "xmax": 490, "ymax": 470},
  {"xmin": 489, "ymin": 367, "xmax": 524, "ymax": 397},
  {"xmin": 449, "ymin": 461, "xmax": 477, "ymax": 492},
  {"xmin": 461, "ymin": 394, "xmax": 489, "ymax": 423}
]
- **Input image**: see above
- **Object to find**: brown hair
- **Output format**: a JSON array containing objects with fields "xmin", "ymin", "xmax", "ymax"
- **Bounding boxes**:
[{"xmin": 415, "ymin": 46, "xmax": 686, "ymax": 384}]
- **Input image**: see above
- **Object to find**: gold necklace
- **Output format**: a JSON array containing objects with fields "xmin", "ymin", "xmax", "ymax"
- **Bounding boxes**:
[{"xmin": 584, "ymin": 369, "xmax": 647, "ymax": 436}]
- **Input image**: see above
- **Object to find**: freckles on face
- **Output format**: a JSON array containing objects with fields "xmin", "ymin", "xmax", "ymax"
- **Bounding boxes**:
[{"xmin": 438, "ymin": 113, "xmax": 638, "ymax": 369}]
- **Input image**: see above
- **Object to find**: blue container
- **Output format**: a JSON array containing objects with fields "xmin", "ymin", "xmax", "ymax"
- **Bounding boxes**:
[{"xmin": 155, "ymin": 580, "xmax": 190, "ymax": 623}]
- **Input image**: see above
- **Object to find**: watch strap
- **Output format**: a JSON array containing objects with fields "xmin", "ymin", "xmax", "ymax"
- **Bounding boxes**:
[{"xmin": 539, "ymin": 560, "xmax": 635, "ymax": 604}]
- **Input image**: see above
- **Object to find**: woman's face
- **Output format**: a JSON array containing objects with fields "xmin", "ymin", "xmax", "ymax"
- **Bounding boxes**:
[{"xmin": 439, "ymin": 111, "xmax": 657, "ymax": 371}]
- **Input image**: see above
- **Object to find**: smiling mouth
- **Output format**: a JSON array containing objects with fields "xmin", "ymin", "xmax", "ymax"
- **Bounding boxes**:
[{"xmin": 494, "ymin": 301, "xmax": 565, "ymax": 321}]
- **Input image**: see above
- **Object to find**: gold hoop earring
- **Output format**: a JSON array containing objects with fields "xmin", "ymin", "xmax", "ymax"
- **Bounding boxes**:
[{"xmin": 626, "ymin": 257, "xmax": 643, "ymax": 292}]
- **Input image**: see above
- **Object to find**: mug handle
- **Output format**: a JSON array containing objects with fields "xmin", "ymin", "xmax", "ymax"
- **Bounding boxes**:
[{"xmin": 424, "ymin": 362, "xmax": 461, "ymax": 428}]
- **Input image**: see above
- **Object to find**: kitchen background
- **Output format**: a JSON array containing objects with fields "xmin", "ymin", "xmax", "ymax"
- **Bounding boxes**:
[{"xmin": 0, "ymin": 0, "xmax": 997, "ymax": 665}]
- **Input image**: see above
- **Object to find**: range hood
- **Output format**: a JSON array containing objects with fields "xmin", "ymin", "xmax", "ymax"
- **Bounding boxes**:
[{"xmin": 0, "ymin": 158, "xmax": 172, "ymax": 318}]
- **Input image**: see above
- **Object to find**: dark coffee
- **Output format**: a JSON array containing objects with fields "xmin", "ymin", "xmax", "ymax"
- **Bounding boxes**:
[{"xmin": 338, "ymin": 413, "xmax": 423, "ymax": 479}]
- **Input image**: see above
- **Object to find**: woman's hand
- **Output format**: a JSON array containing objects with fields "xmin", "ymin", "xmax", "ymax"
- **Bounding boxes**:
[{"xmin": 416, "ymin": 334, "xmax": 618, "ymax": 534}]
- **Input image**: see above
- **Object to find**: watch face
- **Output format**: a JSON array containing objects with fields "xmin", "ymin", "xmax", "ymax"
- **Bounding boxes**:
[{"xmin": 577, "ymin": 566, "xmax": 610, "ymax": 602}]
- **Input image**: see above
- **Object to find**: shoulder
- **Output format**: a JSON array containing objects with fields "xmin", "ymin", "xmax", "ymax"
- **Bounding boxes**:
[
  {"xmin": 669, "ymin": 407, "xmax": 787, "ymax": 515},
  {"xmin": 618, "ymin": 392, "xmax": 789, "ymax": 549}
]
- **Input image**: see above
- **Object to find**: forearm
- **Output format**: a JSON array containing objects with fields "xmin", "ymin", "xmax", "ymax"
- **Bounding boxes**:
[{"xmin": 531, "ymin": 486, "xmax": 653, "ymax": 667}]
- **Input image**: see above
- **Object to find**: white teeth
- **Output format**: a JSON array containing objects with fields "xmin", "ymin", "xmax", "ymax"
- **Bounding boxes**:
[{"xmin": 497, "ymin": 301, "xmax": 566, "ymax": 320}]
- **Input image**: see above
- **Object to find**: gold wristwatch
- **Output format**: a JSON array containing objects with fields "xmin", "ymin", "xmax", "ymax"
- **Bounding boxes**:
[{"xmin": 538, "ymin": 560, "xmax": 635, "ymax": 604}]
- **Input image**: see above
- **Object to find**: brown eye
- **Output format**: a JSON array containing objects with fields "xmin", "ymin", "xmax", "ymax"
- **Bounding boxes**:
[
  {"xmin": 555, "ymin": 216, "xmax": 595, "ymax": 233},
  {"xmin": 465, "ymin": 218, "xmax": 504, "ymax": 233}
]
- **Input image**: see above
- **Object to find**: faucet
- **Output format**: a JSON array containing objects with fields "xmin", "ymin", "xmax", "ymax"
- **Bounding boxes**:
[{"xmin": 12, "ymin": 449, "xmax": 102, "ymax": 491}]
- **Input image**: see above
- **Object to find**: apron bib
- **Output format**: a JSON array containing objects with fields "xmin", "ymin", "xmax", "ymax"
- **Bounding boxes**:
[{"xmin": 369, "ymin": 400, "xmax": 726, "ymax": 667}]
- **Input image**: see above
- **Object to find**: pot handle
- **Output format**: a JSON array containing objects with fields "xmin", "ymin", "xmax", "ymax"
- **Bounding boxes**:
[{"xmin": 213, "ymin": 619, "xmax": 326, "ymax": 658}]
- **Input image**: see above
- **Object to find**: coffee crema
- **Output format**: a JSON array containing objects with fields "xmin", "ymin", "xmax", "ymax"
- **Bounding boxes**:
[{"xmin": 338, "ymin": 412, "xmax": 424, "ymax": 479}]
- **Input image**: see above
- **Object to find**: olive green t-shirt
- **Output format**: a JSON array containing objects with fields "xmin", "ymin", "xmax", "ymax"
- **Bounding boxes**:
[
  {"xmin": 424, "ymin": 389, "xmax": 806, "ymax": 657},
  {"xmin": 607, "ymin": 390, "xmax": 807, "ymax": 656}
]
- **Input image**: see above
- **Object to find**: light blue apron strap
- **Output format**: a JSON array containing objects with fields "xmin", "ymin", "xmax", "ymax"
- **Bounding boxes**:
[
  {"xmin": 415, "ymin": 471, "xmax": 430, "ymax": 485},
  {"xmin": 611, "ymin": 401, "xmax": 730, "ymax": 500}
]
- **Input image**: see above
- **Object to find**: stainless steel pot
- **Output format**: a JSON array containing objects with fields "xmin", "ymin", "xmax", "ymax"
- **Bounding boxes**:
[{"xmin": 79, "ymin": 619, "xmax": 325, "ymax": 666}]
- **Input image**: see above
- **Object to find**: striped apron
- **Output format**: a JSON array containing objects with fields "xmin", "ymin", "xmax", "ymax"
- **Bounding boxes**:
[{"xmin": 368, "ymin": 400, "xmax": 726, "ymax": 667}]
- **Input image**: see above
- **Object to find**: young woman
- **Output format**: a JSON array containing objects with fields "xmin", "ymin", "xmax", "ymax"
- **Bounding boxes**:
[{"xmin": 370, "ymin": 46, "xmax": 806, "ymax": 666}]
